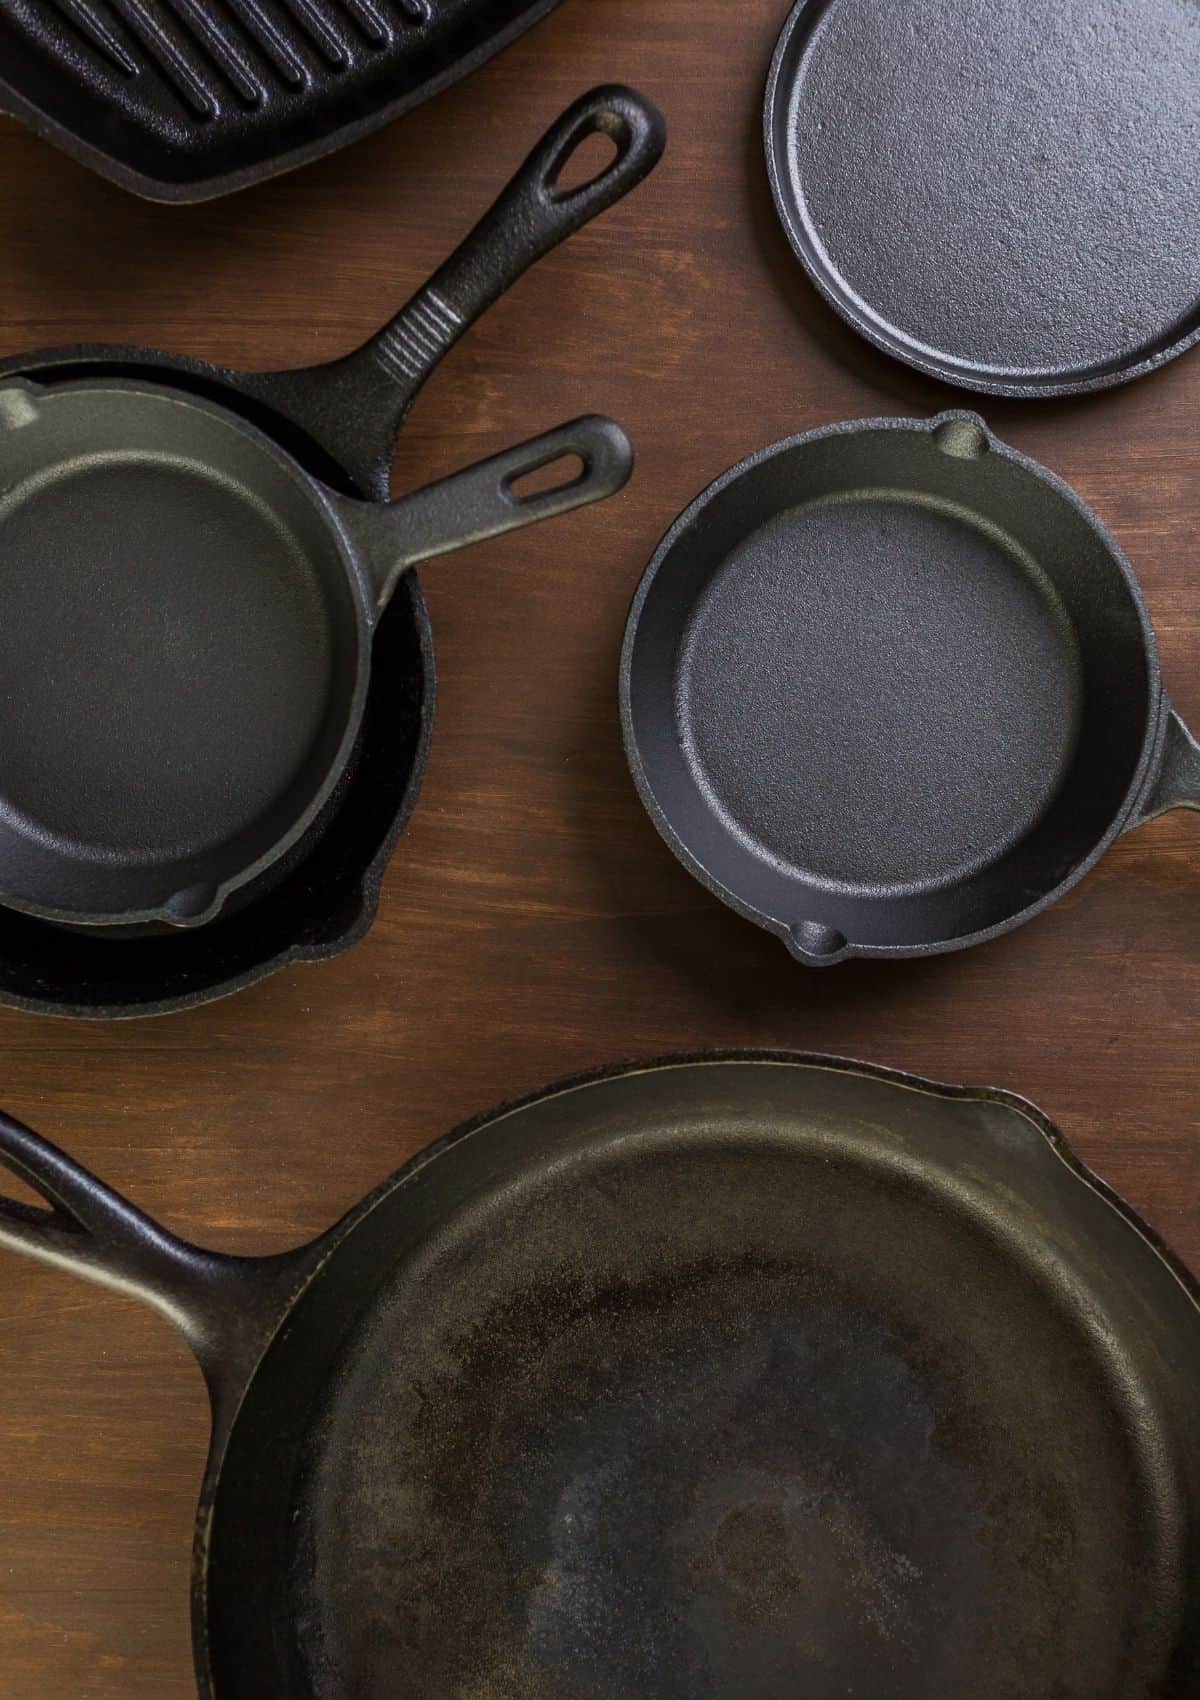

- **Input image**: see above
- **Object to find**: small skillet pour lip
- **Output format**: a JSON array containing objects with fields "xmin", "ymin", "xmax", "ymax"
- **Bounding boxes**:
[{"xmin": 621, "ymin": 411, "xmax": 1200, "ymax": 964}]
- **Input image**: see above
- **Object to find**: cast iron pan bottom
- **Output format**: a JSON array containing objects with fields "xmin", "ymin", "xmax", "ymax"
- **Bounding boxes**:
[
  {"xmin": 0, "ymin": 353, "xmax": 433, "ymax": 1017},
  {"xmin": 679, "ymin": 493, "xmax": 1080, "ymax": 891},
  {"xmin": 205, "ymin": 1062, "xmax": 1195, "ymax": 1700}
]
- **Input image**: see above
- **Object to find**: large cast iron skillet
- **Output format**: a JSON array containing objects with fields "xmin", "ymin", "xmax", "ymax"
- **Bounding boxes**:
[
  {"xmin": 0, "ymin": 85, "xmax": 664, "ymax": 935},
  {"xmin": 0, "ymin": 1054, "xmax": 1197, "ymax": 1698},
  {"xmin": 622, "ymin": 412, "xmax": 1200, "ymax": 964}
]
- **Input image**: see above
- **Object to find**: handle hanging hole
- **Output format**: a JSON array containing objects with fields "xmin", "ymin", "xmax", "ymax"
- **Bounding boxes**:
[
  {"xmin": 550, "ymin": 128, "xmax": 622, "ymax": 196},
  {"xmin": 504, "ymin": 452, "xmax": 587, "ymax": 504}
]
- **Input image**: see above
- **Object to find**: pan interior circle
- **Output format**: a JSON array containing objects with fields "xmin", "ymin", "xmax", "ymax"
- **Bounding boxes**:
[
  {"xmin": 676, "ymin": 493, "xmax": 1081, "ymax": 895},
  {"xmin": 773, "ymin": 0, "xmax": 1200, "ymax": 386},
  {"xmin": 0, "ymin": 447, "xmax": 346, "ymax": 864},
  {"xmin": 278, "ymin": 1113, "xmax": 1182, "ymax": 1700}
]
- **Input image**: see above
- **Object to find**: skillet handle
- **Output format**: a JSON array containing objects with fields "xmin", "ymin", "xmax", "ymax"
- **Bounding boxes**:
[
  {"xmin": 355, "ymin": 86, "xmax": 665, "ymax": 421},
  {"xmin": 1127, "ymin": 706, "xmax": 1200, "ymax": 828},
  {"xmin": 338, "ymin": 415, "xmax": 633, "ymax": 614},
  {"xmin": 0, "ymin": 1112, "xmax": 303, "ymax": 1402},
  {"xmin": 250, "ymin": 87, "xmax": 663, "ymax": 486}
]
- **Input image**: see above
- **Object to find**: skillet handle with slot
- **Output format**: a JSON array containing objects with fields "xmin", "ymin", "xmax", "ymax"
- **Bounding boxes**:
[
  {"xmin": 1127, "ymin": 706, "xmax": 1200, "ymax": 827},
  {"xmin": 336, "ymin": 415, "xmax": 633, "ymax": 615},
  {"xmin": 252, "ymin": 86, "xmax": 665, "ymax": 483},
  {"xmin": 358, "ymin": 85, "xmax": 665, "ymax": 409},
  {"xmin": 0, "ymin": 1113, "xmax": 306, "ymax": 1406}
]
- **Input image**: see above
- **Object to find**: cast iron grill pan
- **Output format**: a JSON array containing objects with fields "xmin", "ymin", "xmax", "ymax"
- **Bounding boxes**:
[
  {"xmin": 0, "ymin": 0, "xmax": 564, "ymax": 200},
  {"xmin": 765, "ymin": 0, "xmax": 1200, "ymax": 396}
]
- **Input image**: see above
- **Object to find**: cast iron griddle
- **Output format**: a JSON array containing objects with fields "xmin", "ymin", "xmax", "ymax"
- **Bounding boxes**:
[
  {"xmin": 765, "ymin": 0, "xmax": 1200, "ymax": 395},
  {"xmin": 0, "ymin": 0, "xmax": 563, "ymax": 200}
]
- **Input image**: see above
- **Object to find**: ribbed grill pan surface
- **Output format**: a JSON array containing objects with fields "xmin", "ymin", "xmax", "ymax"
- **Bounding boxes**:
[{"xmin": 0, "ymin": 0, "xmax": 563, "ymax": 199}]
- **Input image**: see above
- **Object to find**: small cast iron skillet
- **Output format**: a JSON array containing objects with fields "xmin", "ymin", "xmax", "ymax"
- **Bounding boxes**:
[
  {"xmin": 621, "ymin": 412, "xmax": 1200, "ymax": 964},
  {"xmin": 0, "ymin": 1054, "xmax": 1196, "ymax": 1698},
  {"xmin": 0, "ymin": 84, "xmax": 664, "ymax": 934}
]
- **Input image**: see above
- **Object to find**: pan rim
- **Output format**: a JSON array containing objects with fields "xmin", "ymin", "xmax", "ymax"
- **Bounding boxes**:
[
  {"xmin": 619, "ymin": 412, "xmax": 1164, "ymax": 962},
  {"xmin": 763, "ymin": 0, "xmax": 1200, "ymax": 400},
  {"xmin": 0, "ymin": 374, "xmax": 377, "ymax": 933},
  {"xmin": 190, "ymin": 1048, "xmax": 1200, "ymax": 1698}
]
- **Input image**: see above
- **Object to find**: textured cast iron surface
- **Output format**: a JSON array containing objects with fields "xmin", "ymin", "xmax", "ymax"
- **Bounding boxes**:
[
  {"xmin": 676, "ymin": 497, "xmax": 1079, "ymax": 889},
  {"xmin": 766, "ymin": 0, "xmax": 1200, "ymax": 396},
  {"xmin": 621, "ymin": 414, "xmax": 1200, "ymax": 963},
  {"xmin": 0, "ymin": 345, "xmax": 434, "ymax": 1017},
  {"xmin": 0, "ymin": 381, "xmax": 369, "ymax": 925},
  {"xmin": 2, "ymin": 1057, "xmax": 1198, "ymax": 1699},
  {"xmin": 0, "ymin": 0, "xmax": 564, "ymax": 200}
]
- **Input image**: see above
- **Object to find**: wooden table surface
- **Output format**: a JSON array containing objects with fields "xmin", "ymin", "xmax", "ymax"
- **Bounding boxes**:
[{"xmin": 0, "ymin": 3, "xmax": 1197, "ymax": 1694}]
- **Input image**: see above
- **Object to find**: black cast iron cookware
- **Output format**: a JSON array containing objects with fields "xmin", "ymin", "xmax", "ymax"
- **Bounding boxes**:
[
  {"xmin": 765, "ymin": 0, "xmax": 1200, "ymax": 397},
  {"xmin": 621, "ymin": 412, "xmax": 1200, "ymax": 964},
  {"xmin": 0, "ymin": 85, "xmax": 664, "ymax": 936},
  {"xmin": 0, "ymin": 0, "xmax": 566, "ymax": 202},
  {"xmin": 0, "ymin": 344, "xmax": 428, "ymax": 1018},
  {"xmin": 0, "ymin": 1054, "xmax": 1196, "ymax": 1698}
]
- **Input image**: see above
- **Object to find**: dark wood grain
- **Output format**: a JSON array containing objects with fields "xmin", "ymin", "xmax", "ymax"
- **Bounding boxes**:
[{"xmin": 0, "ymin": 3, "xmax": 1197, "ymax": 1693}]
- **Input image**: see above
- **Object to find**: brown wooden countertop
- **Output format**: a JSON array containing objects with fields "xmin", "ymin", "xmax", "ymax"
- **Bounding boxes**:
[{"xmin": 0, "ymin": 2, "xmax": 1197, "ymax": 1693}]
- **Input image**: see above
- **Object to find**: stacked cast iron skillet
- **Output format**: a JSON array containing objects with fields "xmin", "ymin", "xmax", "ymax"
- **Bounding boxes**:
[{"xmin": 0, "ymin": 2, "xmax": 1198, "ymax": 1698}]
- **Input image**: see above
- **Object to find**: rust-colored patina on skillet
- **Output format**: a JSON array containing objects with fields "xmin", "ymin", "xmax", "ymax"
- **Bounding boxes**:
[{"xmin": 0, "ymin": 1053, "xmax": 1196, "ymax": 1697}]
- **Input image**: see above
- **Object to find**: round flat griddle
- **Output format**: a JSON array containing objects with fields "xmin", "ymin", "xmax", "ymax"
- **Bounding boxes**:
[{"xmin": 765, "ymin": 0, "xmax": 1200, "ymax": 396}]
